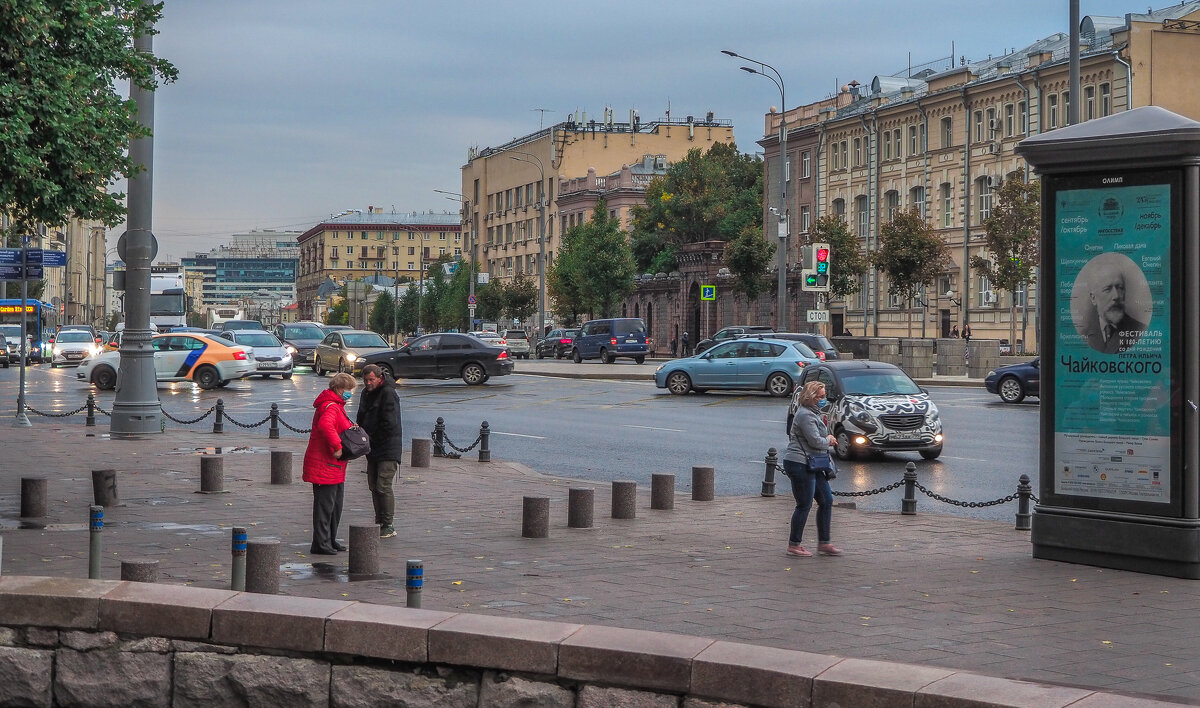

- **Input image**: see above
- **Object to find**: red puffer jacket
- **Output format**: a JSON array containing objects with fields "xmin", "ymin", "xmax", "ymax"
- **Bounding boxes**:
[{"xmin": 302, "ymin": 388, "xmax": 353, "ymax": 484}]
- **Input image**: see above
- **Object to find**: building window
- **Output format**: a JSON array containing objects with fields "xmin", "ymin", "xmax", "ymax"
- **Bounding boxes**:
[
  {"xmin": 1047, "ymin": 94, "xmax": 1059, "ymax": 129},
  {"xmin": 941, "ymin": 183, "xmax": 953, "ymax": 228},
  {"xmin": 439, "ymin": 232, "xmax": 447, "ymax": 241},
  {"xmin": 1063, "ymin": 91, "xmax": 1071, "ymax": 122},
  {"xmin": 973, "ymin": 110, "xmax": 983, "ymax": 143},
  {"xmin": 407, "ymin": 261, "xmax": 414, "ymax": 270},
  {"xmin": 985, "ymin": 107, "xmax": 996, "ymax": 139},
  {"xmin": 855, "ymin": 195, "xmax": 869, "ymax": 237},
  {"xmin": 940, "ymin": 117, "xmax": 953, "ymax": 148},
  {"xmin": 919, "ymin": 123, "xmax": 926, "ymax": 153},
  {"xmin": 977, "ymin": 177, "xmax": 993, "ymax": 221},
  {"xmin": 893, "ymin": 129, "xmax": 901, "ymax": 159},
  {"xmin": 361, "ymin": 231, "xmax": 368, "ymax": 240},
  {"xmin": 853, "ymin": 137, "xmax": 862, "ymax": 167},
  {"xmin": 1004, "ymin": 104, "xmax": 1015, "ymax": 137},
  {"xmin": 1085, "ymin": 85, "xmax": 1096, "ymax": 121},
  {"xmin": 829, "ymin": 143, "xmax": 838, "ymax": 170},
  {"xmin": 833, "ymin": 198, "xmax": 846, "ymax": 219},
  {"xmin": 1018, "ymin": 101, "xmax": 1028, "ymax": 134},
  {"xmin": 885, "ymin": 191, "xmax": 899, "ymax": 222},
  {"xmin": 799, "ymin": 206, "xmax": 811, "ymax": 233},
  {"xmin": 801, "ymin": 151, "xmax": 810, "ymax": 178},
  {"xmin": 391, "ymin": 246, "xmax": 398, "ymax": 255},
  {"xmin": 882, "ymin": 134, "xmax": 891, "ymax": 161},
  {"xmin": 1100, "ymin": 83, "xmax": 1111, "ymax": 116},
  {"xmin": 840, "ymin": 140, "xmax": 848, "ymax": 168},
  {"xmin": 330, "ymin": 246, "xmax": 338, "ymax": 257},
  {"xmin": 910, "ymin": 186, "xmax": 926, "ymax": 218},
  {"xmin": 408, "ymin": 246, "xmax": 415, "ymax": 255},
  {"xmin": 908, "ymin": 125, "xmax": 918, "ymax": 155}
]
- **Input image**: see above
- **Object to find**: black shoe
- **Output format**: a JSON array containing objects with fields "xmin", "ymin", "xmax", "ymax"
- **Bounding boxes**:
[
  {"xmin": 310, "ymin": 546, "xmax": 337, "ymax": 555},
  {"xmin": 332, "ymin": 541, "xmax": 347, "ymax": 551}
]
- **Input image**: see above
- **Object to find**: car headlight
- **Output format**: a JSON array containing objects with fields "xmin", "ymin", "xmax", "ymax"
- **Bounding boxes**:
[
  {"xmin": 986, "ymin": 370, "xmax": 996, "ymax": 378},
  {"xmin": 285, "ymin": 344, "xmax": 297, "ymax": 354},
  {"xmin": 345, "ymin": 353, "xmax": 358, "ymax": 363},
  {"xmin": 53, "ymin": 346, "xmax": 62, "ymax": 356}
]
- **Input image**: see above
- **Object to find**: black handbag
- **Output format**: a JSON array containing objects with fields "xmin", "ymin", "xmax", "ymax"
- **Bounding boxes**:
[{"xmin": 326, "ymin": 403, "xmax": 372, "ymax": 461}]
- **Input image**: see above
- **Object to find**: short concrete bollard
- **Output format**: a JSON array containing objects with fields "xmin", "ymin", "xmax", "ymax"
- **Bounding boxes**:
[
  {"xmin": 200, "ymin": 456, "xmax": 225, "ymax": 493},
  {"xmin": 270, "ymin": 450, "xmax": 293, "ymax": 485},
  {"xmin": 691, "ymin": 466, "xmax": 715, "ymax": 501},
  {"xmin": 91, "ymin": 469, "xmax": 119, "ymax": 507},
  {"xmin": 349, "ymin": 525, "xmax": 380, "ymax": 575},
  {"xmin": 522, "ymin": 496, "xmax": 550, "ymax": 538},
  {"xmin": 411, "ymin": 438, "xmax": 431, "ymax": 468},
  {"xmin": 612, "ymin": 480, "xmax": 637, "ymax": 519},
  {"xmin": 120, "ymin": 559, "xmax": 159, "ymax": 583},
  {"xmin": 568, "ymin": 488, "xmax": 594, "ymax": 529},
  {"xmin": 245, "ymin": 539, "xmax": 280, "ymax": 594},
  {"xmin": 20, "ymin": 477, "xmax": 47, "ymax": 518},
  {"xmin": 651, "ymin": 474, "xmax": 675, "ymax": 510}
]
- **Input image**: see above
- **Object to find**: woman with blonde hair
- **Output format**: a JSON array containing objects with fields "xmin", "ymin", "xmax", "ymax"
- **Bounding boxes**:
[
  {"xmin": 302, "ymin": 372, "xmax": 357, "ymax": 555},
  {"xmin": 781, "ymin": 380, "xmax": 842, "ymax": 557}
]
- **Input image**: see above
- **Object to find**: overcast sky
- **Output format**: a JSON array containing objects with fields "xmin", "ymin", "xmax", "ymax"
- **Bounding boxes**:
[{"xmin": 140, "ymin": 0, "xmax": 1148, "ymax": 260}]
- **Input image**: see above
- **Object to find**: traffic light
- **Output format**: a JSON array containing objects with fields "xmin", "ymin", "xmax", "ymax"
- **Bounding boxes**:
[{"xmin": 801, "ymin": 243, "xmax": 830, "ymax": 291}]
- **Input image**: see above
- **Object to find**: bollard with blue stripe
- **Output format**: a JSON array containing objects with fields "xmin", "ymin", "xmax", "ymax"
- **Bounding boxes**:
[
  {"xmin": 406, "ymin": 559, "xmax": 423, "ymax": 608},
  {"xmin": 231, "ymin": 526, "xmax": 248, "ymax": 591},
  {"xmin": 88, "ymin": 505, "xmax": 103, "ymax": 579}
]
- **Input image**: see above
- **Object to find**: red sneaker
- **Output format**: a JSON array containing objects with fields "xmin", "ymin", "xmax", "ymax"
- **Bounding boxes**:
[
  {"xmin": 786, "ymin": 545, "xmax": 812, "ymax": 557},
  {"xmin": 818, "ymin": 543, "xmax": 843, "ymax": 556}
]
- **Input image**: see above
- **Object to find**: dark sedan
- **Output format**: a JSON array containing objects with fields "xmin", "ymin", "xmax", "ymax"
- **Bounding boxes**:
[
  {"xmin": 984, "ymin": 358, "xmax": 1040, "ymax": 403},
  {"xmin": 535, "ymin": 328, "xmax": 579, "ymax": 359},
  {"xmin": 361, "ymin": 332, "xmax": 514, "ymax": 385}
]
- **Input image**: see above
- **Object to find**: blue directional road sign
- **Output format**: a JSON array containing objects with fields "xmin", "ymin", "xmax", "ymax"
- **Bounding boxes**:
[
  {"xmin": 39, "ymin": 250, "xmax": 66, "ymax": 267},
  {"xmin": 0, "ymin": 249, "xmax": 21, "ymax": 279}
]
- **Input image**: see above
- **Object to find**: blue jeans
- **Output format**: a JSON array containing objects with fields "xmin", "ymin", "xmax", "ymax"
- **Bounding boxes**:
[{"xmin": 783, "ymin": 459, "xmax": 833, "ymax": 545}]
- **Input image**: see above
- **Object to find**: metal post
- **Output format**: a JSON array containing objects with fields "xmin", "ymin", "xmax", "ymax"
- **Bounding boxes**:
[
  {"xmin": 14, "ymin": 245, "xmax": 31, "ymax": 428},
  {"xmin": 88, "ymin": 505, "xmax": 103, "ymax": 579},
  {"xmin": 110, "ymin": 25, "xmax": 162, "ymax": 436},
  {"xmin": 268, "ymin": 403, "xmax": 280, "ymax": 440},
  {"xmin": 213, "ymin": 398, "xmax": 224, "ymax": 434},
  {"xmin": 478, "ymin": 420, "xmax": 490, "ymax": 462},
  {"xmin": 1069, "ymin": 0, "xmax": 1080, "ymax": 126},
  {"xmin": 433, "ymin": 417, "xmax": 446, "ymax": 457},
  {"xmin": 230, "ymin": 526, "xmax": 247, "ymax": 591},
  {"xmin": 901, "ymin": 461, "xmax": 918, "ymax": 515},
  {"xmin": 761, "ymin": 447, "xmax": 778, "ymax": 497},
  {"xmin": 406, "ymin": 559, "xmax": 423, "ymax": 608},
  {"xmin": 86, "ymin": 392, "xmax": 96, "ymax": 427},
  {"xmin": 1015, "ymin": 474, "xmax": 1033, "ymax": 531}
]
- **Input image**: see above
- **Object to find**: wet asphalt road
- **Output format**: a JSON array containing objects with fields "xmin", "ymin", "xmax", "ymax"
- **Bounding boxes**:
[{"xmin": 2, "ymin": 361, "xmax": 1039, "ymax": 521}]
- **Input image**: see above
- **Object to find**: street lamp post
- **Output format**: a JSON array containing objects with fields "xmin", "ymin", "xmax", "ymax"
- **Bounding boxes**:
[
  {"xmin": 723, "ymin": 49, "xmax": 788, "ymax": 331},
  {"xmin": 434, "ymin": 189, "xmax": 472, "ymax": 331},
  {"xmin": 508, "ymin": 152, "xmax": 547, "ymax": 337}
]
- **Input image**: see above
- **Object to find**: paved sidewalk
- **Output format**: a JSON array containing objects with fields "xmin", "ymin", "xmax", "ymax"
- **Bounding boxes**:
[{"xmin": 2, "ymin": 423, "xmax": 1198, "ymax": 703}]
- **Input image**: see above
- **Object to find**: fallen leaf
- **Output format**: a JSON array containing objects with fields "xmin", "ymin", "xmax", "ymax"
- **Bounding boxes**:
[{"xmin": 452, "ymin": 580, "xmax": 462, "ymax": 585}]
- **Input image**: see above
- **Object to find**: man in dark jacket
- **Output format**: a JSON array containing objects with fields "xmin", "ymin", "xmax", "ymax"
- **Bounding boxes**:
[{"xmin": 357, "ymin": 364, "xmax": 404, "ymax": 538}]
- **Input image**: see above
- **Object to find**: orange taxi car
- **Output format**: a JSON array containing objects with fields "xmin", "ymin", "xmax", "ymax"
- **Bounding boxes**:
[{"xmin": 77, "ymin": 332, "xmax": 256, "ymax": 390}]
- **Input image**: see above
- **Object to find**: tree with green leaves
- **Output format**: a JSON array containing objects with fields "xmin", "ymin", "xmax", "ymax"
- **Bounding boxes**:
[
  {"xmin": 397, "ymin": 284, "xmax": 419, "ymax": 334},
  {"xmin": 628, "ymin": 142, "xmax": 762, "ymax": 272},
  {"xmin": 872, "ymin": 209, "xmax": 952, "ymax": 337},
  {"xmin": 504, "ymin": 272, "xmax": 538, "ymax": 326},
  {"xmin": 439, "ymin": 261, "xmax": 475, "ymax": 332},
  {"xmin": 325, "ymin": 286, "xmax": 349, "ymax": 326},
  {"xmin": 474, "ymin": 281, "xmax": 504, "ymax": 324},
  {"xmin": 1, "ymin": 0, "xmax": 177, "ymax": 297},
  {"xmin": 811, "ymin": 215, "xmax": 869, "ymax": 302},
  {"xmin": 547, "ymin": 233, "xmax": 587, "ymax": 325},
  {"xmin": 419, "ymin": 257, "xmax": 451, "ymax": 333},
  {"xmin": 550, "ymin": 201, "xmax": 636, "ymax": 318},
  {"xmin": 368, "ymin": 290, "xmax": 395, "ymax": 336},
  {"xmin": 723, "ymin": 226, "xmax": 775, "ymax": 301},
  {"xmin": 970, "ymin": 169, "xmax": 1040, "ymax": 350}
]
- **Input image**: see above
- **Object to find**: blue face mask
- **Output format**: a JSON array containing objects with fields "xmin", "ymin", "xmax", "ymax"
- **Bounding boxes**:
[
  {"xmin": 341, "ymin": 391, "xmax": 353, "ymax": 402},
  {"xmin": 817, "ymin": 398, "xmax": 829, "ymax": 409}
]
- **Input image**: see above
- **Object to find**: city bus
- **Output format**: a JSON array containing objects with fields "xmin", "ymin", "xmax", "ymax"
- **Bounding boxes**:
[{"xmin": 0, "ymin": 299, "xmax": 59, "ymax": 363}]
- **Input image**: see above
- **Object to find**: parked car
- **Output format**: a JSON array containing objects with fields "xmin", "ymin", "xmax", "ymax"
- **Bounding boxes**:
[
  {"xmin": 273, "ymin": 322, "xmax": 327, "ymax": 367},
  {"xmin": 571, "ymin": 318, "xmax": 648, "ymax": 364},
  {"xmin": 102, "ymin": 331, "xmax": 121, "ymax": 352},
  {"xmin": 50, "ymin": 329, "xmax": 101, "ymax": 368},
  {"xmin": 788, "ymin": 360, "xmax": 943, "ymax": 460},
  {"xmin": 313, "ymin": 329, "xmax": 392, "ymax": 375},
  {"xmin": 0, "ymin": 325, "xmax": 34, "ymax": 363},
  {"xmin": 770, "ymin": 332, "xmax": 839, "ymax": 361},
  {"xmin": 471, "ymin": 331, "xmax": 508, "ymax": 349},
  {"xmin": 984, "ymin": 358, "xmax": 1040, "ymax": 404},
  {"xmin": 218, "ymin": 319, "xmax": 264, "ymax": 332},
  {"xmin": 56, "ymin": 324, "xmax": 101, "ymax": 344},
  {"xmin": 361, "ymin": 332, "xmax": 514, "ymax": 385},
  {"xmin": 654, "ymin": 337, "xmax": 818, "ymax": 397},
  {"xmin": 77, "ymin": 332, "xmax": 255, "ymax": 390},
  {"xmin": 0, "ymin": 335, "xmax": 9, "ymax": 368},
  {"xmin": 503, "ymin": 329, "xmax": 531, "ymax": 359},
  {"xmin": 219, "ymin": 330, "xmax": 294, "ymax": 378},
  {"xmin": 694, "ymin": 325, "xmax": 774, "ymax": 355},
  {"xmin": 536, "ymin": 328, "xmax": 579, "ymax": 359},
  {"xmin": 319, "ymin": 324, "xmax": 353, "ymax": 333}
]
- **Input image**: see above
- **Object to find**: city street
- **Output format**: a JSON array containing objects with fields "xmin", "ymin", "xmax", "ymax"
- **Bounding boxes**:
[{"xmin": 2, "ymin": 359, "xmax": 1038, "ymax": 522}]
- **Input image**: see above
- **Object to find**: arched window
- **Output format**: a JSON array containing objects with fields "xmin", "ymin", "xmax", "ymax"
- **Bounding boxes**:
[
  {"xmin": 833, "ymin": 198, "xmax": 846, "ymax": 220},
  {"xmin": 884, "ymin": 190, "xmax": 900, "ymax": 222}
]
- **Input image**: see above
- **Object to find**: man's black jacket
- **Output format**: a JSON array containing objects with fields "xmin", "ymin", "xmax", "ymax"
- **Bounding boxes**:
[{"xmin": 356, "ymin": 375, "xmax": 404, "ymax": 462}]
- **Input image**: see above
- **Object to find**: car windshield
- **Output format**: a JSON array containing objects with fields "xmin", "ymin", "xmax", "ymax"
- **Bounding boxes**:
[
  {"xmin": 614, "ymin": 320, "xmax": 646, "ymax": 336},
  {"xmin": 283, "ymin": 326, "xmax": 324, "ymax": 340},
  {"xmin": 343, "ymin": 333, "xmax": 388, "ymax": 348},
  {"xmin": 223, "ymin": 321, "xmax": 263, "ymax": 331},
  {"xmin": 839, "ymin": 369, "xmax": 923, "ymax": 396},
  {"xmin": 0, "ymin": 326, "xmax": 20, "ymax": 337},
  {"xmin": 57, "ymin": 331, "xmax": 93, "ymax": 343},
  {"xmin": 238, "ymin": 333, "xmax": 281, "ymax": 347}
]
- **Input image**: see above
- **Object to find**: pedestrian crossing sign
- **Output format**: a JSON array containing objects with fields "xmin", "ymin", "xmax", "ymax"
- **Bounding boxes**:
[{"xmin": 700, "ymin": 285, "xmax": 716, "ymax": 301}]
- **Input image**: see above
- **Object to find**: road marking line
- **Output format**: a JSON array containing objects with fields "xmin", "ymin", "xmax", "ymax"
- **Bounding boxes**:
[
  {"xmin": 490, "ymin": 431, "xmax": 547, "ymax": 439},
  {"xmin": 940, "ymin": 456, "xmax": 989, "ymax": 462},
  {"xmin": 622, "ymin": 424, "xmax": 684, "ymax": 432}
]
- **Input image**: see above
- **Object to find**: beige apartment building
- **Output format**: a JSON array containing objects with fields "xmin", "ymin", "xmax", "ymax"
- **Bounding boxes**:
[
  {"xmin": 0, "ymin": 214, "xmax": 106, "ymax": 328},
  {"xmin": 760, "ymin": 2, "xmax": 1200, "ymax": 347},
  {"xmin": 460, "ymin": 110, "xmax": 735, "ymax": 286},
  {"xmin": 296, "ymin": 208, "xmax": 461, "ymax": 320}
]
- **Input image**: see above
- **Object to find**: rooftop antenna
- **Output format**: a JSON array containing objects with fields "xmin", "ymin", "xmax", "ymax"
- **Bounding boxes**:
[
  {"xmin": 531, "ymin": 108, "xmax": 554, "ymax": 130},
  {"xmin": 665, "ymin": 97, "xmax": 671, "ymax": 123}
]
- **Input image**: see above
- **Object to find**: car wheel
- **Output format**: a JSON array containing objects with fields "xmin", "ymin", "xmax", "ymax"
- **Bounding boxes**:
[
  {"xmin": 50, "ymin": 362, "xmax": 58, "ymax": 369},
  {"xmin": 282, "ymin": 372, "xmax": 293, "ymax": 379},
  {"xmin": 93, "ymin": 366, "xmax": 117, "ymax": 390},
  {"xmin": 536, "ymin": 350, "xmax": 545, "ymax": 359},
  {"xmin": 666, "ymin": 371, "xmax": 692, "ymax": 395},
  {"xmin": 379, "ymin": 364, "xmax": 394, "ymax": 379},
  {"xmin": 766, "ymin": 372, "xmax": 793, "ymax": 397},
  {"xmin": 634, "ymin": 355, "xmax": 645, "ymax": 364},
  {"xmin": 217, "ymin": 380, "xmax": 230, "ymax": 388},
  {"xmin": 998, "ymin": 376, "xmax": 1025, "ymax": 404},
  {"xmin": 602, "ymin": 349, "xmax": 615, "ymax": 364},
  {"xmin": 194, "ymin": 365, "xmax": 220, "ymax": 390},
  {"xmin": 337, "ymin": 359, "xmax": 347, "ymax": 374},
  {"xmin": 462, "ymin": 363, "xmax": 486, "ymax": 385},
  {"xmin": 920, "ymin": 446, "xmax": 943, "ymax": 460},
  {"xmin": 314, "ymin": 359, "xmax": 325, "ymax": 376},
  {"xmin": 572, "ymin": 349, "xmax": 582, "ymax": 363},
  {"xmin": 835, "ymin": 429, "xmax": 857, "ymax": 461}
]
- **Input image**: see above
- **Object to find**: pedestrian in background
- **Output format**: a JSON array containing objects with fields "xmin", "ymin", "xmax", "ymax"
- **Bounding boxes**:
[
  {"xmin": 962, "ymin": 323, "xmax": 972, "ymax": 342},
  {"xmin": 670, "ymin": 336, "xmax": 678, "ymax": 358},
  {"xmin": 681, "ymin": 331, "xmax": 690, "ymax": 356},
  {"xmin": 302, "ymin": 372, "xmax": 356, "ymax": 555},
  {"xmin": 950, "ymin": 325, "xmax": 960, "ymax": 338},
  {"xmin": 781, "ymin": 381, "xmax": 842, "ymax": 558},
  {"xmin": 357, "ymin": 364, "xmax": 403, "ymax": 538}
]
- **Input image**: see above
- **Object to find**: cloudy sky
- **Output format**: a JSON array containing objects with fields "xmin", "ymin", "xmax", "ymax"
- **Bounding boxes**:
[{"xmin": 141, "ymin": 0, "xmax": 1147, "ymax": 260}]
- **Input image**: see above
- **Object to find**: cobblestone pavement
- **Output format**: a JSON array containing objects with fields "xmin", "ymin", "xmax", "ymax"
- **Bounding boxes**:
[{"xmin": 2, "ymin": 422, "xmax": 1199, "ymax": 703}]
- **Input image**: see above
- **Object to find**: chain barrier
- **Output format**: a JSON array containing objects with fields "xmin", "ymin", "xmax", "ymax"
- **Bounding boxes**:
[
  {"xmin": 913, "ymin": 482, "xmax": 1017, "ymax": 508},
  {"xmin": 94, "ymin": 403, "xmax": 110, "ymax": 416},
  {"xmin": 442, "ymin": 432, "xmax": 482, "ymax": 455},
  {"xmin": 278, "ymin": 417, "xmax": 312, "ymax": 434},
  {"xmin": 831, "ymin": 479, "xmax": 906, "ymax": 498},
  {"xmin": 161, "ymin": 406, "xmax": 216, "ymax": 425},
  {"xmin": 24, "ymin": 404, "xmax": 88, "ymax": 418},
  {"xmin": 220, "ymin": 410, "xmax": 272, "ymax": 429}
]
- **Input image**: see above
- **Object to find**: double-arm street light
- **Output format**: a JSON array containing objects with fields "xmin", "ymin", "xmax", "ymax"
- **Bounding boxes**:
[
  {"xmin": 508, "ymin": 152, "xmax": 547, "ymax": 336},
  {"xmin": 722, "ymin": 49, "xmax": 788, "ymax": 331},
  {"xmin": 434, "ymin": 188, "xmax": 474, "ymax": 332}
]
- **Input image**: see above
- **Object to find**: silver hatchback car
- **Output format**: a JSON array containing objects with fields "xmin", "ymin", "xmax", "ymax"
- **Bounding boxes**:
[{"xmin": 218, "ymin": 330, "xmax": 294, "ymax": 379}]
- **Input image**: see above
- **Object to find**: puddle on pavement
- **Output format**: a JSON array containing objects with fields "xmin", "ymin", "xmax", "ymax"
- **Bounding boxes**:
[
  {"xmin": 138, "ymin": 522, "xmax": 223, "ymax": 535},
  {"xmin": 131, "ymin": 497, "xmax": 191, "ymax": 506},
  {"xmin": 280, "ymin": 562, "xmax": 389, "ymax": 583},
  {"xmin": 164, "ymin": 446, "xmax": 268, "ymax": 456},
  {"xmin": 0, "ymin": 521, "xmax": 88, "ymax": 531}
]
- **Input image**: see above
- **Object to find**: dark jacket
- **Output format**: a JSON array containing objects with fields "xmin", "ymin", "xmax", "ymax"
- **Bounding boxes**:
[{"xmin": 356, "ymin": 374, "xmax": 404, "ymax": 462}]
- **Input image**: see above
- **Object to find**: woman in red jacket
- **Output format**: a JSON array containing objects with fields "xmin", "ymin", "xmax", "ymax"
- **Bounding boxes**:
[{"xmin": 303, "ymin": 373, "xmax": 357, "ymax": 555}]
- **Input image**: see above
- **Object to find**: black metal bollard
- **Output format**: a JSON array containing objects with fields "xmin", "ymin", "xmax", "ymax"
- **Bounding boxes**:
[
  {"xmin": 231, "ymin": 526, "xmax": 247, "ymax": 591},
  {"xmin": 478, "ymin": 421, "xmax": 491, "ymax": 462},
  {"xmin": 901, "ymin": 462, "xmax": 918, "ymax": 515},
  {"xmin": 89, "ymin": 505, "xmax": 103, "ymax": 579},
  {"xmin": 406, "ymin": 560, "xmax": 423, "ymax": 608},
  {"xmin": 213, "ymin": 398, "xmax": 225, "ymax": 434},
  {"xmin": 433, "ymin": 417, "xmax": 446, "ymax": 457},
  {"xmin": 1015, "ymin": 474, "xmax": 1033, "ymax": 531},
  {"xmin": 761, "ymin": 448, "xmax": 778, "ymax": 497},
  {"xmin": 86, "ymin": 392, "xmax": 96, "ymax": 427},
  {"xmin": 268, "ymin": 403, "xmax": 280, "ymax": 440}
]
